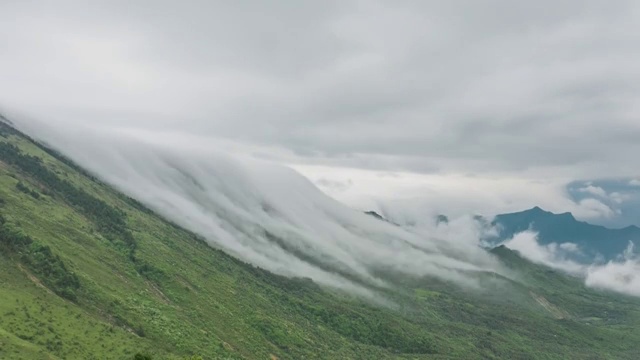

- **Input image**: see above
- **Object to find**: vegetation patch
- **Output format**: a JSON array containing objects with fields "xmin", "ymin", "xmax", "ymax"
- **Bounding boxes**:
[
  {"xmin": 0, "ymin": 139, "xmax": 163, "ymax": 281},
  {"xmin": 0, "ymin": 215, "xmax": 80, "ymax": 301}
]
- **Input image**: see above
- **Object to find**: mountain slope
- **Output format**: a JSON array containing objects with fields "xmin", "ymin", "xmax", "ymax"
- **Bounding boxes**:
[{"xmin": 1, "ymin": 120, "xmax": 639, "ymax": 359}]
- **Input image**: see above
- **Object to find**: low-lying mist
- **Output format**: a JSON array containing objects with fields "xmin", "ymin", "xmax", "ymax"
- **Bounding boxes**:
[
  {"xmin": 504, "ymin": 231, "xmax": 640, "ymax": 297},
  {"xmin": 11, "ymin": 117, "xmax": 505, "ymax": 298}
]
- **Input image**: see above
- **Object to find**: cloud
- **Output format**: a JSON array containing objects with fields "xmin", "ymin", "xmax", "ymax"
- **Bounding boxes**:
[
  {"xmin": 566, "ymin": 179, "xmax": 640, "ymax": 227},
  {"xmin": 609, "ymin": 191, "xmax": 631, "ymax": 204},
  {"xmin": 11, "ymin": 116, "xmax": 506, "ymax": 297},
  {"xmin": 572, "ymin": 198, "xmax": 617, "ymax": 219},
  {"xmin": 576, "ymin": 185, "xmax": 630, "ymax": 205},
  {"xmin": 559, "ymin": 242, "xmax": 581, "ymax": 253},
  {"xmin": 630, "ymin": 179, "xmax": 640, "ymax": 187},
  {"xmin": 585, "ymin": 243, "xmax": 640, "ymax": 297},
  {"xmin": 503, "ymin": 231, "xmax": 584, "ymax": 274},
  {"xmin": 504, "ymin": 232, "xmax": 640, "ymax": 297},
  {"xmin": 2, "ymin": 1, "xmax": 640, "ymax": 229},
  {"xmin": 577, "ymin": 185, "xmax": 607, "ymax": 197},
  {"xmin": 1, "ymin": 0, "xmax": 640, "ymax": 181},
  {"xmin": 315, "ymin": 178, "xmax": 353, "ymax": 192},
  {"xmin": 292, "ymin": 164, "xmax": 624, "ymax": 224}
]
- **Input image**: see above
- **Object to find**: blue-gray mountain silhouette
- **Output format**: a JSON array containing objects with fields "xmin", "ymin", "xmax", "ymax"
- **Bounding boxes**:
[{"xmin": 488, "ymin": 206, "xmax": 640, "ymax": 261}]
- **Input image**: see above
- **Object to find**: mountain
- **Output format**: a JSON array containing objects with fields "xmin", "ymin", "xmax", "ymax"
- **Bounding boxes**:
[
  {"xmin": 1, "ymin": 119, "xmax": 640, "ymax": 359},
  {"xmin": 488, "ymin": 206, "xmax": 640, "ymax": 260}
]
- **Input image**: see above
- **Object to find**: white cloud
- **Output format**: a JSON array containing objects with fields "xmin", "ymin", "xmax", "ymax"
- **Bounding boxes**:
[
  {"xmin": 315, "ymin": 178, "xmax": 353, "ymax": 193},
  {"xmin": 558, "ymin": 242, "xmax": 581, "ymax": 253},
  {"xmin": 575, "ymin": 185, "xmax": 632, "ymax": 205},
  {"xmin": 609, "ymin": 191, "xmax": 631, "ymax": 204},
  {"xmin": 503, "ymin": 231, "xmax": 584, "ymax": 274},
  {"xmin": 504, "ymin": 232, "xmax": 640, "ymax": 298},
  {"xmin": 12, "ymin": 116, "xmax": 506, "ymax": 297},
  {"xmin": 630, "ymin": 179, "xmax": 640, "ymax": 187},
  {"xmin": 293, "ymin": 164, "xmax": 621, "ymax": 223},
  {"xmin": 577, "ymin": 185, "xmax": 607, "ymax": 197},
  {"xmin": 571, "ymin": 198, "xmax": 617, "ymax": 219},
  {"xmin": 586, "ymin": 243, "xmax": 640, "ymax": 297}
]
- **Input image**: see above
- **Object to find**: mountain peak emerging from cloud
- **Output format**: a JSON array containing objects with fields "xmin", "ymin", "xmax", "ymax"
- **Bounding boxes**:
[
  {"xmin": 517, "ymin": 207, "xmax": 579, "ymax": 227},
  {"xmin": 488, "ymin": 207, "xmax": 640, "ymax": 260}
]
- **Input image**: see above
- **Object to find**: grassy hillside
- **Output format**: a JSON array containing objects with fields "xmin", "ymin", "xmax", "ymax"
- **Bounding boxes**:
[{"xmin": 0, "ymin": 121, "xmax": 639, "ymax": 359}]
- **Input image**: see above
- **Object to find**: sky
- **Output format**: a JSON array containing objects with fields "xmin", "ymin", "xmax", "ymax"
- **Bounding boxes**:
[
  {"xmin": 1, "ymin": 0, "xmax": 640, "ymax": 226},
  {"xmin": 567, "ymin": 179, "xmax": 640, "ymax": 228}
]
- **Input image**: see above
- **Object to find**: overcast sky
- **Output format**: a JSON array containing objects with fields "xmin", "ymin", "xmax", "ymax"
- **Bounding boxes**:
[{"xmin": 1, "ymin": 0, "xmax": 640, "ymax": 225}]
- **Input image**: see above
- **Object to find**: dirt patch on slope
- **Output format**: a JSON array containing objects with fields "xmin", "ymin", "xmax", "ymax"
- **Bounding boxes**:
[
  {"xmin": 146, "ymin": 280, "xmax": 171, "ymax": 304},
  {"xmin": 17, "ymin": 264, "xmax": 55, "ymax": 296},
  {"xmin": 530, "ymin": 291, "xmax": 571, "ymax": 319}
]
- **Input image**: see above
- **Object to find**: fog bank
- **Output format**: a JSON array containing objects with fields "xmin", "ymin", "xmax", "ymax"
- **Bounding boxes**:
[
  {"xmin": 504, "ymin": 231, "xmax": 640, "ymax": 297},
  {"xmin": 11, "ymin": 116, "xmax": 504, "ymax": 296}
]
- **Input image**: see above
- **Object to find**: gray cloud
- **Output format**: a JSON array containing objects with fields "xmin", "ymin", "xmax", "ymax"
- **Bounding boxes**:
[
  {"xmin": 2, "ymin": 0, "xmax": 640, "ymax": 177},
  {"xmin": 2, "ymin": 1, "xmax": 640, "ymax": 226}
]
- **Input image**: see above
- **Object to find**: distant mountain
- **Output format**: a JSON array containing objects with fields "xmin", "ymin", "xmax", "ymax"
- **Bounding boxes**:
[{"xmin": 487, "ymin": 206, "xmax": 640, "ymax": 260}]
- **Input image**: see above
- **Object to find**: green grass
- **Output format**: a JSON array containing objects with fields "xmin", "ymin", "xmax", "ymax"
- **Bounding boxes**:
[{"xmin": 0, "ymin": 122, "xmax": 639, "ymax": 359}]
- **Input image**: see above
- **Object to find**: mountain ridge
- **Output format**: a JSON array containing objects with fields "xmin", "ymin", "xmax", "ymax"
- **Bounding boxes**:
[
  {"xmin": 498, "ymin": 206, "xmax": 639, "ymax": 231},
  {"xmin": 488, "ymin": 206, "xmax": 640, "ymax": 260},
  {"xmin": 418, "ymin": 206, "xmax": 640, "ymax": 261}
]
